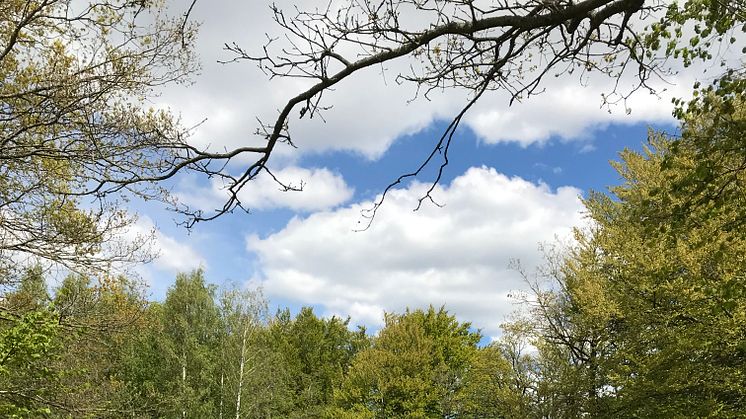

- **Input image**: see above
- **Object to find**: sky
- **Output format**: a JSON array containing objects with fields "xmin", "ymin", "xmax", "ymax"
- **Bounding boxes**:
[{"xmin": 124, "ymin": 0, "xmax": 699, "ymax": 338}]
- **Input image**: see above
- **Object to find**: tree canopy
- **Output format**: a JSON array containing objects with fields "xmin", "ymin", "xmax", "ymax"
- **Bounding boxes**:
[
  {"xmin": 511, "ymin": 93, "xmax": 746, "ymax": 417},
  {"xmin": 0, "ymin": 0, "xmax": 201, "ymax": 278}
]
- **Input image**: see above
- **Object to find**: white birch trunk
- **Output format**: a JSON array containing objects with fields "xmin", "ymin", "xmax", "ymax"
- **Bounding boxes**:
[
  {"xmin": 182, "ymin": 349, "xmax": 187, "ymax": 419},
  {"xmin": 219, "ymin": 371, "xmax": 225, "ymax": 419},
  {"xmin": 235, "ymin": 325, "xmax": 248, "ymax": 419}
]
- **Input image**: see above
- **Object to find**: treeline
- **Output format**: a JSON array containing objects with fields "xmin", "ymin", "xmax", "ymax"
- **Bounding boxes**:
[
  {"xmin": 1, "ymin": 268, "xmax": 507, "ymax": 418},
  {"xmin": 2, "ymin": 102, "xmax": 746, "ymax": 417}
]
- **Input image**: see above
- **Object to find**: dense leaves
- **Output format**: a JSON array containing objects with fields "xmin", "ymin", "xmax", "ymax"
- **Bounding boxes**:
[
  {"xmin": 511, "ymin": 96, "xmax": 746, "ymax": 417},
  {"xmin": 333, "ymin": 307, "xmax": 480, "ymax": 418}
]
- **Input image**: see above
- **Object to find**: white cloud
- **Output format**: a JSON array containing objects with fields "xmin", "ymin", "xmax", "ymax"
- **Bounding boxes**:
[
  {"xmin": 177, "ymin": 166, "xmax": 353, "ymax": 213},
  {"xmin": 465, "ymin": 72, "xmax": 688, "ymax": 146},
  {"xmin": 156, "ymin": 0, "xmax": 697, "ymax": 163},
  {"xmin": 247, "ymin": 167, "xmax": 585, "ymax": 336},
  {"xmin": 240, "ymin": 166, "xmax": 354, "ymax": 211},
  {"xmin": 126, "ymin": 216, "xmax": 206, "ymax": 274}
]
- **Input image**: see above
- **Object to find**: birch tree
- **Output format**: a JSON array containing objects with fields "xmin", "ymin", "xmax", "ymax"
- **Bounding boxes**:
[{"xmin": 218, "ymin": 287, "xmax": 268, "ymax": 419}]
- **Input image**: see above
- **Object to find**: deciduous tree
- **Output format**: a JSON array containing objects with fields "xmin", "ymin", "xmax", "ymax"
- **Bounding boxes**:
[
  {"xmin": 517, "ymin": 95, "xmax": 746, "ymax": 416},
  {"xmin": 333, "ymin": 306, "xmax": 480, "ymax": 418},
  {"xmin": 0, "ymin": 0, "xmax": 198, "ymax": 278},
  {"xmin": 266, "ymin": 307, "xmax": 369, "ymax": 418}
]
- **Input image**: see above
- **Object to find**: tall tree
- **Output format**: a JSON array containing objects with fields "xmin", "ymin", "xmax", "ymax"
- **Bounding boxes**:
[
  {"xmin": 333, "ymin": 306, "xmax": 480, "ymax": 418},
  {"xmin": 0, "ymin": 268, "xmax": 150, "ymax": 417},
  {"xmin": 216, "ymin": 286, "xmax": 270, "ymax": 419},
  {"xmin": 518, "ymin": 96, "xmax": 746, "ymax": 417},
  {"xmin": 595, "ymin": 134, "xmax": 746, "ymax": 416},
  {"xmin": 51, "ymin": 274, "xmax": 150, "ymax": 417},
  {"xmin": 262, "ymin": 307, "xmax": 368, "ymax": 418},
  {"xmin": 458, "ymin": 329, "xmax": 536, "ymax": 419},
  {"xmin": 160, "ymin": 270, "xmax": 222, "ymax": 418},
  {"xmin": 114, "ymin": 301, "xmax": 178, "ymax": 417},
  {"xmin": 0, "ymin": 268, "xmax": 59, "ymax": 417}
]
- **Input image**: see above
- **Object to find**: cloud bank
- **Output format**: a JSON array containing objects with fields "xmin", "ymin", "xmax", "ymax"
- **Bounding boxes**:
[
  {"xmin": 159, "ymin": 0, "xmax": 688, "ymax": 163},
  {"xmin": 248, "ymin": 167, "xmax": 585, "ymax": 337}
]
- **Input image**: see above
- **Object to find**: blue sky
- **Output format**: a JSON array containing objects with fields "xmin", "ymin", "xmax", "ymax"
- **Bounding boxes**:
[
  {"xmin": 138, "ymin": 118, "xmax": 673, "ymax": 337},
  {"xmin": 127, "ymin": 0, "xmax": 691, "ymax": 337}
]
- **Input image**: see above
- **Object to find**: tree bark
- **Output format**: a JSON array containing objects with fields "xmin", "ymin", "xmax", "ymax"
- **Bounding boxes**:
[
  {"xmin": 182, "ymin": 349, "xmax": 187, "ymax": 419},
  {"xmin": 235, "ymin": 326, "xmax": 248, "ymax": 419},
  {"xmin": 220, "ymin": 371, "xmax": 224, "ymax": 419}
]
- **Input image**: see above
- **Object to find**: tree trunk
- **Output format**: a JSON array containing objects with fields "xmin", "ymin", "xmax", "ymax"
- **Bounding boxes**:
[
  {"xmin": 182, "ymin": 349, "xmax": 187, "ymax": 419},
  {"xmin": 235, "ymin": 325, "xmax": 248, "ymax": 419},
  {"xmin": 220, "ymin": 371, "xmax": 225, "ymax": 419}
]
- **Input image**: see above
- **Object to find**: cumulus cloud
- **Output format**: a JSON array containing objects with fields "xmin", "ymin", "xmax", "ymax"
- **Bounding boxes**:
[
  {"xmin": 247, "ymin": 167, "xmax": 585, "ymax": 337},
  {"xmin": 156, "ymin": 0, "xmax": 695, "ymax": 162},
  {"xmin": 239, "ymin": 166, "xmax": 354, "ymax": 211},
  {"xmin": 177, "ymin": 166, "xmax": 353, "ymax": 213},
  {"xmin": 465, "ymin": 72, "xmax": 690, "ymax": 146},
  {"xmin": 126, "ymin": 216, "xmax": 206, "ymax": 274}
]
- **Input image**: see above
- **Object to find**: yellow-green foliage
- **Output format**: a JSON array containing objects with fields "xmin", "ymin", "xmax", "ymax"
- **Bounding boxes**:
[
  {"xmin": 542, "ymin": 101, "xmax": 746, "ymax": 416},
  {"xmin": 333, "ymin": 306, "xmax": 481, "ymax": 418},
  {"xmin": 0, "ymin": 0, "xmax": 197, "ymax": 276}
]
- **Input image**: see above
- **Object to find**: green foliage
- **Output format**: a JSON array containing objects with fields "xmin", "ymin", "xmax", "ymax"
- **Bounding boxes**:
[
  {"xmin": 53, "ymin": 275, "xmax": 150, "ymax": 417},
  {"xmin": 0, "ymin": 268, "xmax": 149, "ymax": 416},
  {"xmin": 12, "ymin": 266, "xmax": 49, "ymax": 308},
  {"xmin": 264, "ymin": 306, "xmax": 369, "ymax": 418},
  {"xmin": 0, "ymin": 306, "xmax": 59, "ymax": 417},
  {"xmin": 458, "ymin": 342, "xmax": 533, "ymax": 418},
  {"xmin": 160, "ymin": 269, "xmax": 222, "ymax": 418},
  {"xmin": 645, "ymin": 1, "xmax": 742, "ymax": 67},
  {"xmin": 216, "ymin": 286, "xmax": 285, "ymax": 419},
  {"xmin": 599, "ymin": 136, "xmax": 746, "ymax": 416},
  {"xmin": 644, "ymin": 1, "xmax": 746, "ymax": 119},
  {"xmin": 0, "ymin": 267, "xmax": 58, "ymax": 416},
  {"xmin": 334, "ymin": 306, "xmax": 480, "ymax": 418},
  {"xmin": 0, "ymin": 0, "xmax": 198, "ymax": 278},
  {"xmin": 515, "ymin": 96, "xmax": 746, "ymax": 417},
  {"xmin": 115, "ymin": 301, "xmax": 179, "ymax": 416}
]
